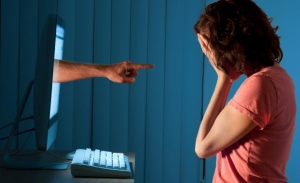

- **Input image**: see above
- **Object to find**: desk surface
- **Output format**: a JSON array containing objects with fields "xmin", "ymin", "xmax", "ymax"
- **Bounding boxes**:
[{"xmin": 0, "ymin": 150, "xmax": 135, "ymax": 183}]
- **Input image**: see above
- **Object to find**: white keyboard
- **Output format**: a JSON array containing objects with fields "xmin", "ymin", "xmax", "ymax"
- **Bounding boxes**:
[{"xmin": 70, "ymin": 148, "xmax": 131, "ymax": 178}]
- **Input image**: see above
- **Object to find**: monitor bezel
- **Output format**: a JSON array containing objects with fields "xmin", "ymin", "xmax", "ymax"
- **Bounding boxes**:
[{"xmin": 33, "ymin": 14, "xmax": 65, "ymax": 151}]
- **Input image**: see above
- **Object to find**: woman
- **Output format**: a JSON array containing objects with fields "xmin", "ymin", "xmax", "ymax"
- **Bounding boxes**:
[{"xmin": 194, "ymin": 0, "xmax": 296, "ymax": 182}]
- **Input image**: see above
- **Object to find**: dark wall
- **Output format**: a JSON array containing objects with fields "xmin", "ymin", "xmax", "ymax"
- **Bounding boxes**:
[
  {"xmin": 1, "ymin": 0, "xmax": 299, "ymax": 182},
  {"xmin": 0, "ymin": 0, "xmax": 205, "ymax": 182}
]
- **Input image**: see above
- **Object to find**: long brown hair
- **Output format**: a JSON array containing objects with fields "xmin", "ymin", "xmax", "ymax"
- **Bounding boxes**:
[{"xmin": 194, "ymin": 0, "xmax": 283, "ymax": 75}]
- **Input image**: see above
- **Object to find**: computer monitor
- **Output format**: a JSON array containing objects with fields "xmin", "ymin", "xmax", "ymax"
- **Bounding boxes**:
[
  {"xmin": 2, "ymin": 14, "xmax": 68, "ymax": 169},
  {"xmin": 34, "ymin": 14, "xmax": 64, "ymax": 151}
]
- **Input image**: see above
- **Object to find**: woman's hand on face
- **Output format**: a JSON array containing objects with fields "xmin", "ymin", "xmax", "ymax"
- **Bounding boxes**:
[
  {"xmin": 197, "ymin": 34, "xmax": 241, "ymax": 82},
  {"xmin": 198, "ymin": 34, "xmax": 219, "ymax": 70}
]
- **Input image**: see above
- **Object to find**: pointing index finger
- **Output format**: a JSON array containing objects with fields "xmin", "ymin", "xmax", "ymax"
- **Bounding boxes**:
[{"xmin": 130, "ymin": 63, "xmax": 154, "ymax": 70}]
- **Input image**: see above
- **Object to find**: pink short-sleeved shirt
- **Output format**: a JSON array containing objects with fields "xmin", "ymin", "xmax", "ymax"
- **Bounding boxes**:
[{"xmin": 212, "ymin": 66, "xmax": 296, "ymax": 183}]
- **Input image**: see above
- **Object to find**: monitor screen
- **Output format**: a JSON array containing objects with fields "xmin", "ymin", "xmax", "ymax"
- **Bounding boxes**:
[{"xmin": 33, "ymin": 14, "xmax": 64, "ymax": 151}]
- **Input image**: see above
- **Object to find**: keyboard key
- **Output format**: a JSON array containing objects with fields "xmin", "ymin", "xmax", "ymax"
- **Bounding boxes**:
[
  {"xmin": 113, "ymin": 158, "xmax": 119, "ymax": 169},
  {"xmin": 83, "ymin": 148, "xmax": 91, "ymax": 164},
  {"xmin": 93, "ymin": 149, "xmax": 100, "ymax": 166},
  {"xmin": 106, "ymin": 157, "xmax": 112, "ymax": 168}
]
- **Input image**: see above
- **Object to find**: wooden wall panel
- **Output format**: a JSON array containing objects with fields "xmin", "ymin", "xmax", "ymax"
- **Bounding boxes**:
[
  {"xmin": 92, "ymin": 0, "xmax": 112, "ymax": 151},
  {"xmin": 144, "ymin": 0, "xmax": 166, "ymax": 182},
  {"xmin": 128, "ymin": 0, "xmax": 149, "ymax": 182},
  {"xmin": 163, "ymin": 0, "xmax": 185, "ymax": 182},
  {"xmin": 18, "ymin": 0, "xmax": 38, "ymax": 149},
  {"xmin": 180, "ymin": 0, "xmax": 204, "ymax": 182},
  {"xmin": 0, "ymin": 0, "xmax": 20, "ymax": 149},
  {"xmin": 109, "ymin": 0, "xmax": 131, "ymax": 152},
  {"xmin": 72, "ymin": 0, "xmax": 94, "ymax": 149}
]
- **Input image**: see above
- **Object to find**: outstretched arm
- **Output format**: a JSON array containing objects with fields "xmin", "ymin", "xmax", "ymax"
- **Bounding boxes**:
[{"xmin": 53, "ymin": 60, "xmax": 154, "ymax": 83}]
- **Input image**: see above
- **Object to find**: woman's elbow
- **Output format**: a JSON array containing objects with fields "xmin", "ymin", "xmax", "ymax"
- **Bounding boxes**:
[{"xmin": 195, "ymin": 144, "xmax": 214, "ymax": 158}]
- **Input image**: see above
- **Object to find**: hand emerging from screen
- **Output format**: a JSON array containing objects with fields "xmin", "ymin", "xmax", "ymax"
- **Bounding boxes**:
[
  {"xmin": 53, "ymin": 60, "xmax": 153, "ymax": 83},
  {"xmin": 105, "ymin": 61, "xmax": 154, "ymax": 84}
]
